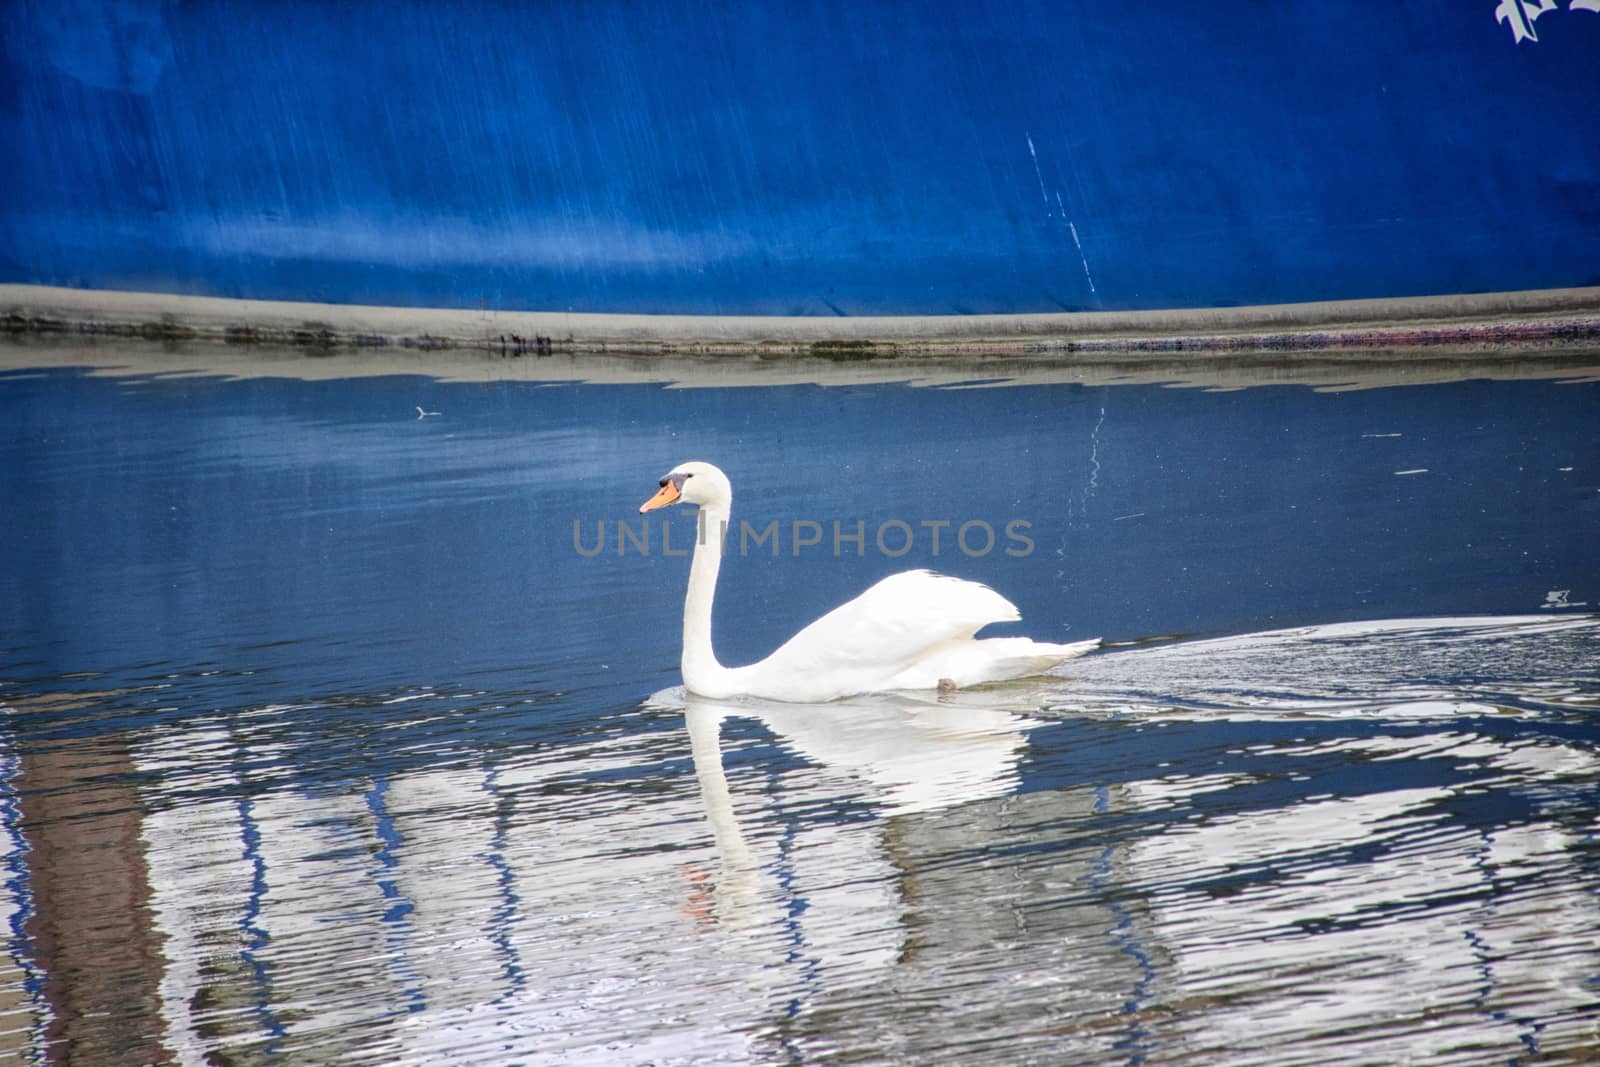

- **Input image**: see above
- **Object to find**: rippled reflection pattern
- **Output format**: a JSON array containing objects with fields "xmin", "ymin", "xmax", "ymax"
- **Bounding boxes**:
[{"xmin": 0, "ymin": 355, "xmax": 1597, "ymax": 1064}]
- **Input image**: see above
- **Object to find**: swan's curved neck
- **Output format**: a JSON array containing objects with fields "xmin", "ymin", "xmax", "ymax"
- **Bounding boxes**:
[{"xmin": 682, "ymin": 503, "xmax": 733, "ymax": 693}]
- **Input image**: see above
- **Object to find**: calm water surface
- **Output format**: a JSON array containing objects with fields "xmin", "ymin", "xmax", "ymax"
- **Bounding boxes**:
[{"xmin": 1, "ymin": 344, "xmax": 1598, "ymax": 1065}]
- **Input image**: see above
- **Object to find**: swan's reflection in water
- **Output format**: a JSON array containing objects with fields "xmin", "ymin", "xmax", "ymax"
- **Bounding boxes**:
[
  {"xmin": 664, "ymin": 684, "xmax": 1171, "ymax": 1062},
  {"xmin": 664, "ymin": 685, "xmax": 1178, "ymax": 1063},
  {"xmin": 679, "ymin": 688, "xmax": 1037, "ymax": 818},
  {"xmin": 673, "ymin": 688, "xmax": 1038, "ymax": 957}
]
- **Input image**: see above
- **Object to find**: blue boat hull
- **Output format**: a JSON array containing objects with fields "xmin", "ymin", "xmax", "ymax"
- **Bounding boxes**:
[{"xmin": 3, "ymin": 1, "xmax": 1598, "ymax": 317}]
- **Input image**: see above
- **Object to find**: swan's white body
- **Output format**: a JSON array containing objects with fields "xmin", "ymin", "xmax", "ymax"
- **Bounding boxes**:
[{"xmin": 642, "ymin": 461, "xmax": 1097, "ymax": 703}]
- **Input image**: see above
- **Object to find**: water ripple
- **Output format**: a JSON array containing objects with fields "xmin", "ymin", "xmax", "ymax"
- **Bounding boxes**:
[{"xmin": 3, "ymin": 364, "xmax": 1598, "ymax": 1063}]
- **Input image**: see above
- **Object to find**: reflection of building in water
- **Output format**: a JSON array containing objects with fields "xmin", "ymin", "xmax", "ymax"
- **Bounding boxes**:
[{"xmin": 1, "ymin": 668, "xmax": 1597, "ymax": 1063}]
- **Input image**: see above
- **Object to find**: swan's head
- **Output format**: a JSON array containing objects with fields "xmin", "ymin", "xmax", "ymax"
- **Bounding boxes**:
[{"xmin": 639, "ymin": 460, "xmax": 731, "ymax": 514}]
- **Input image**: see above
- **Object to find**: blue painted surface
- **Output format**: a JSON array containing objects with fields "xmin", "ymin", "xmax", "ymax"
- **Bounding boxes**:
[{"xmin": 2, "ymin": 1, "xmax": 1599, "ymax": 315}]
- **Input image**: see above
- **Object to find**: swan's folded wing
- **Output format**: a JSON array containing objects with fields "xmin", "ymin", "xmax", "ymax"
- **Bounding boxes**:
[{"xmin": 760, "ymin": 569, "xmax": 1019, "ymax": 680}]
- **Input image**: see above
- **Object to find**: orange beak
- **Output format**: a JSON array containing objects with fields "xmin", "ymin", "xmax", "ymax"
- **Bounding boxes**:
[{"xmin": 639, "ymin": 481, "xmax": 681, "ymax": 513}]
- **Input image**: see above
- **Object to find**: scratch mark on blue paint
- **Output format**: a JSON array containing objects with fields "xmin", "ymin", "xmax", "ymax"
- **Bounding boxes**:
[
  {"xmin": 1064, "ymin": 198, "xmax": 1099, "ymax": 297},
  {"xmin": 1026, "ymin": 133, "xmax": 1052, "ymax": 217},
  {"xmin": 1032, "ymin": 135, "xmax": 1099, "ymax": 301}
]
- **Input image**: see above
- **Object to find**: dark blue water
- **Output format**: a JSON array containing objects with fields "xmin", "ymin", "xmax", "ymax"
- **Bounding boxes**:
[
  {"xmin": 5, "ymin": 362, "xmax": 1594, "ymax": 690},
  {"xmin": 0, "ymin": 347, "xmax": 1597, "ymax": 1064}
]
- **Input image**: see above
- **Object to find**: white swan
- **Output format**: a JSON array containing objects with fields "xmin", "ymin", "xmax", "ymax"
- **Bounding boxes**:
[{"xmin": 640, "ymin": 461, "xmax": 1098, "ymax": 702}]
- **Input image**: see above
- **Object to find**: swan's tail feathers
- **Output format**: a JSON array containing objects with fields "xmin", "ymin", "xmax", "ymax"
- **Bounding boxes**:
[
  {"xmin": 1038, "ymin": 637, "xmax": 1100, "ymax": 662},
  {"xmin": 941, "ymin": 636, "xmax": 1100, "ymax": 686},
  {"xmin": 1008, "ymin": 637, "xmax": 1099, "ymax": 679}
]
